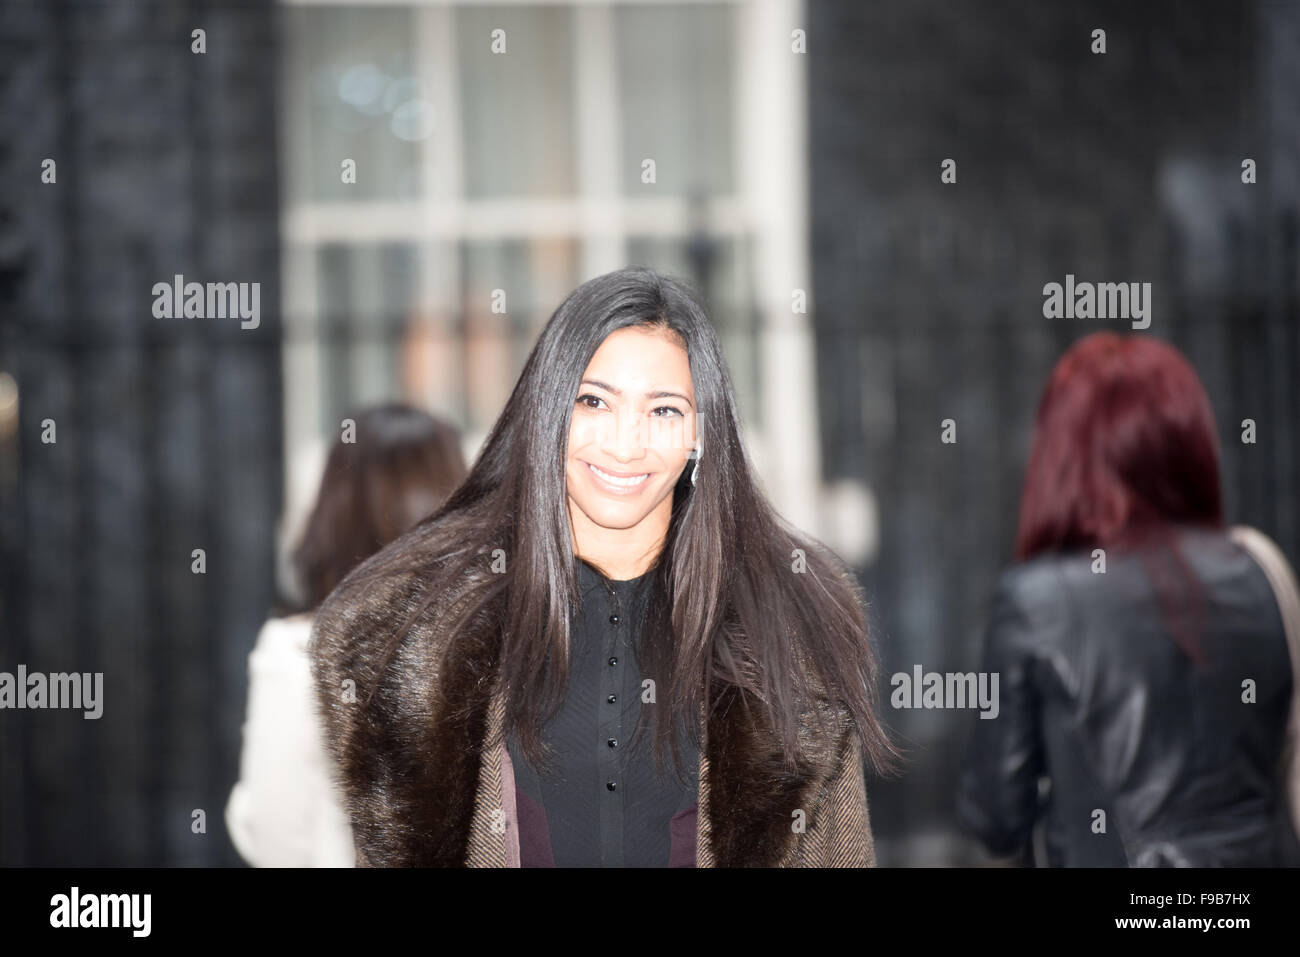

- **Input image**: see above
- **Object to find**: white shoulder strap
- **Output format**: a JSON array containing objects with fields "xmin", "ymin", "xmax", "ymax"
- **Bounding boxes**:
[{"xmin": 1229, "ymin": 524, "xmax": 1300, "ymax": 835}]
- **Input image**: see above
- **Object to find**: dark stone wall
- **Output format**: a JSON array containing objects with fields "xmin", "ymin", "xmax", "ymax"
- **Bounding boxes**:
[
  {"xmin": 0, "ymin": 0, "xmax": 280, "ymax": 865},
  {"xmin": 809, "ymin": 0, "xmax": 1299, "ymax": 863}
]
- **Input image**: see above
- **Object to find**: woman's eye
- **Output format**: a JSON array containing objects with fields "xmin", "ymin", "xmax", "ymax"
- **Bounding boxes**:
[{"xmin": 576, "ymin": 394, "xmax": 682, "ymax": 417}]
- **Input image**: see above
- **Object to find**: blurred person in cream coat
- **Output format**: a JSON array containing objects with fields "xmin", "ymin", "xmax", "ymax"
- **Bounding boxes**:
[{"xmin": 226, "ymin": 404, "xmax": 467, "ymax": 866}]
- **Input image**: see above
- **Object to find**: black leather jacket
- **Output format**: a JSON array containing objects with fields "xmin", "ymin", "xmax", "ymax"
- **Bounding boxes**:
[{"xmin": 957, "ymin": 526, "xmax": 1297, "ymax": 866}]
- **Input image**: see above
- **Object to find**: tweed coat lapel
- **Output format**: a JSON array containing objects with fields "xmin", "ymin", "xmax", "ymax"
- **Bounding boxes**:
[{"xmin": 419, "ymin": 621, "xmax": 833, "ymax": 868}]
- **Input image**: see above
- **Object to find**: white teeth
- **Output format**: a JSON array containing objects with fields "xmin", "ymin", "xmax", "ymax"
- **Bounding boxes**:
[{"xmin": 588, "ymin": 463, "xmax": 649, "ymax": 488}]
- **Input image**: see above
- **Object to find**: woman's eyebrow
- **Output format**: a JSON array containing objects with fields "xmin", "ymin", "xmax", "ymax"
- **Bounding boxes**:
[{"xmin": 580, "ymin": 379, "xmax": 694, "ymax": 408}]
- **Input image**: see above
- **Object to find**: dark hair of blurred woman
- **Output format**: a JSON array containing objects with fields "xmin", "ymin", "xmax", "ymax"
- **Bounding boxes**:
[{"xmin": 290, "ymin": 403, "xmax": 468, "ymax": 612}]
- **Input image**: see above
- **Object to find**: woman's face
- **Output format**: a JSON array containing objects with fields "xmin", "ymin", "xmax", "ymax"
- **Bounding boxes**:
[{"xmin": 565, "ymin": 325, "xmax": 698, "ymax": 535}]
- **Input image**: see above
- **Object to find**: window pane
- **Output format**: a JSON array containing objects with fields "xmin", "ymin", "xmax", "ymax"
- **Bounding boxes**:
[
  {"xmin": 283, "ymin": 7, "xmax": 424, "ymax": 203},
  {"xmin": 314, "ymin": 242, "xmax": 420, "ymax": 428},
  {"xmin": 615, "ymin": 4, "xmax": 735, "ymax": 197},
  {"xmin": 461, "ymin": 238, "xmax": 581, "ymax": 431},
  {"xmin": 456, "ymin": 7, "xmax": 576, "ymax": 198}
]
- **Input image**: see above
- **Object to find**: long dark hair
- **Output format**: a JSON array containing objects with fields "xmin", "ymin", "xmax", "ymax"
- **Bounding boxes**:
[
  {"xmin": 290, "ymin": 403, "xmax": 468, "ymax": 612},
  {"xmin": 1014, "ymin": 332, "xmax": 1224, "ymax": 662},
  {"xmin": 322, "ymin": 268, "xmax": 898, "ymax": 779}
]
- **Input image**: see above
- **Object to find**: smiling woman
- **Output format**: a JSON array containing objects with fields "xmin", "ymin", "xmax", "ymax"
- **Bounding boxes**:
[{"xmin": 310, "ymin": 266, "xmax": 899, "ymax": 867}]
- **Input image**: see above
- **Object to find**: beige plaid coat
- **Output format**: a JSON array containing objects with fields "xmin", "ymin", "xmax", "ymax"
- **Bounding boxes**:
[{"xmin": 311, "ymin": 562, "xmax": 877, "ymax": 868}]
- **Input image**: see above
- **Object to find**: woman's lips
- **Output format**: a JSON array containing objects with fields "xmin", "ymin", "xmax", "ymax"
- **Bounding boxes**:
[{"xmin": 586, "ymin": 461, "xmax": 651, "ymax": 493}]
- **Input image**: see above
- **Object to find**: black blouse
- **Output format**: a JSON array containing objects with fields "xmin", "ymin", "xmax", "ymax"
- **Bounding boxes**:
[{"xmin": 505, "ymin": 557, "xmax": 700, "ymax": 867}]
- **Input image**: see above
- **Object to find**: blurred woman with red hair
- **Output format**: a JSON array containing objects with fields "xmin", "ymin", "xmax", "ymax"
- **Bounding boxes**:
[{"xmin": 958, "ymin": 332, "xmax": 1300, "ymax": 866}]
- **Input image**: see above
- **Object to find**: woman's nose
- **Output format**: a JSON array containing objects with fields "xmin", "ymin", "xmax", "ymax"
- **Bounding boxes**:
[{"xmin": 602, "ymin": 408, "xmax": 647, "ymax": 452}]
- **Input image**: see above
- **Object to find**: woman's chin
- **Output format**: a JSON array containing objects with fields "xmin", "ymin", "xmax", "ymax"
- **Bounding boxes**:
[{"xmin": 579, "ymin": 501, "xmax": 650, "ymax": 530}]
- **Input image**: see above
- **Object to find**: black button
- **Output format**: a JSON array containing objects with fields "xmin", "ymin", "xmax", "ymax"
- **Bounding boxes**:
[
  {"xmin": 607, "ymin": 738, "xmax": 618, "ymax": 748},
  {"xmin": 606, "ymin": 781, "xmax": 617, "ymax": 791},
  {"xmin": 607, "ymin": 693, "xmax": 617, "ymax": 703},
  {"xmin": 608, "ymin": 656, "xmax": 618, "ymax": 666},
  {"xmin": 609, "ymin": 613, "xmax": 620, "ymax": 624}
]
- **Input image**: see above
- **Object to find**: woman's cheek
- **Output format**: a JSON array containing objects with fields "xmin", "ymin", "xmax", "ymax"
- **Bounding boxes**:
[{"xmin": 568, "ymin": 415, "xmax": 599, "ymax": 452}]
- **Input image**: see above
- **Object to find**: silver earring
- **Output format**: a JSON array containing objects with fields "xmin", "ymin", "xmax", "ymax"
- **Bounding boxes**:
[{"xmin": 690, "ymin": 448, "xmax": 700, "ymax": 487}]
